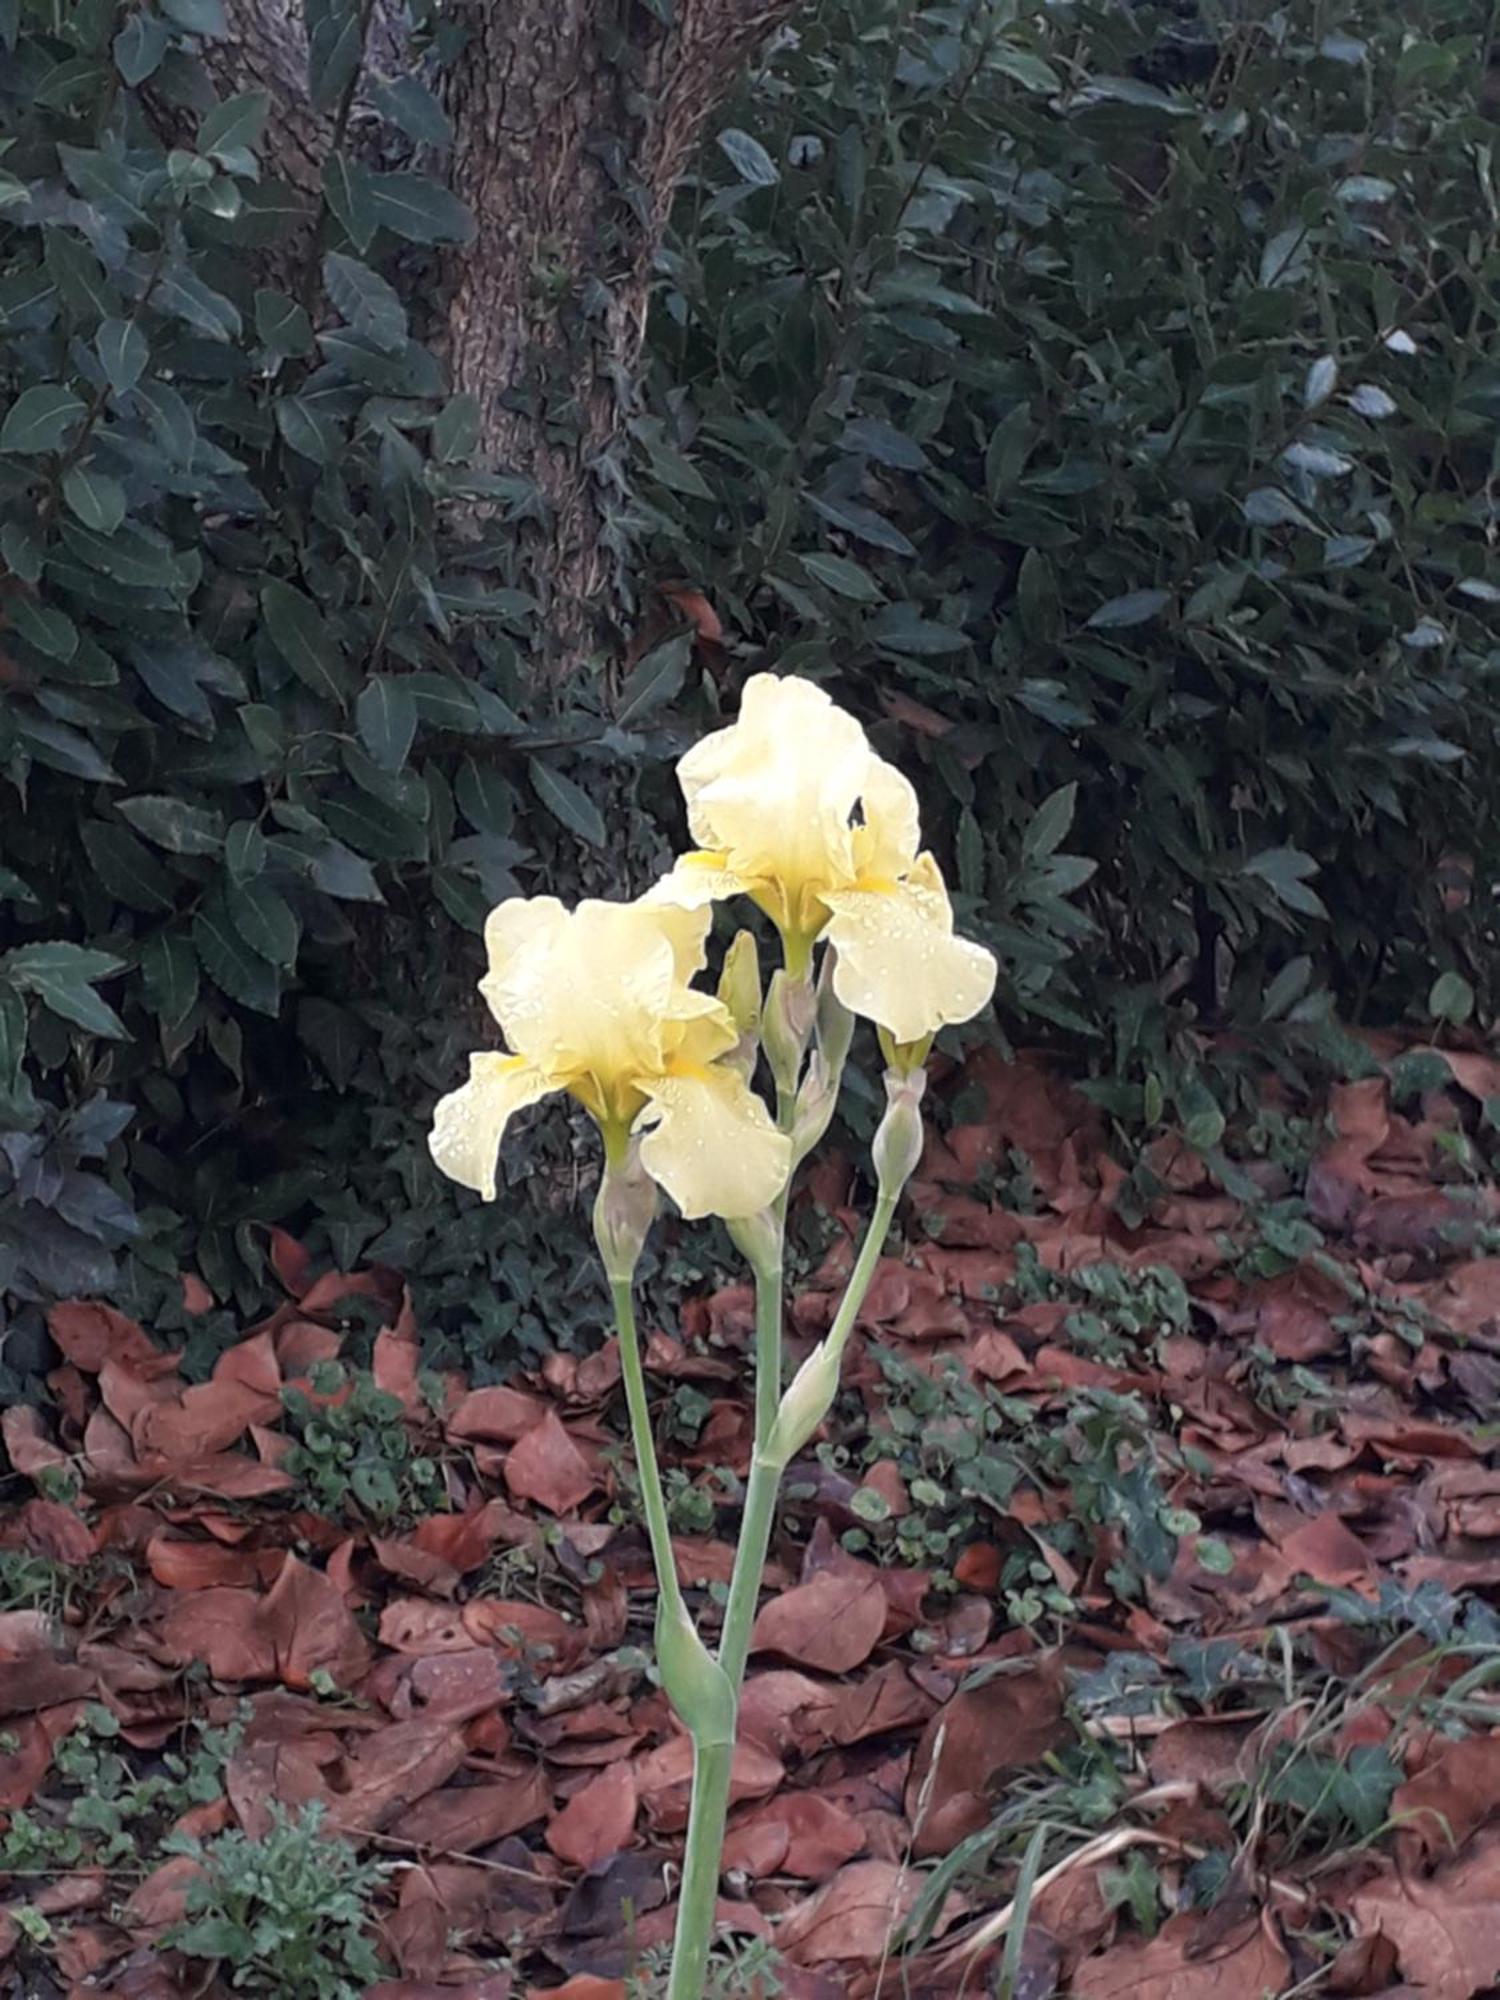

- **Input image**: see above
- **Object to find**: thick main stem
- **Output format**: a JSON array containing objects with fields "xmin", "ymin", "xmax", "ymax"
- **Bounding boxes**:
[
  {"xmin": 667, "ymin": 1183, "xmax": 901, "ymax": 2000},
  {"xmin": 667, "ymin": 1115, "xmax": 790, "ymax": 2000}
]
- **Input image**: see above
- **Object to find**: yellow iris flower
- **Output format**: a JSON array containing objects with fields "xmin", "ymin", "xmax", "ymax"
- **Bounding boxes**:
[
  {"xmin": 428, "ymin": 896, "xmax": 792, "ymax": 1220},
  {"xmin": 651, "ymin": 674, "xmax": 997, "ymax": 1046}
]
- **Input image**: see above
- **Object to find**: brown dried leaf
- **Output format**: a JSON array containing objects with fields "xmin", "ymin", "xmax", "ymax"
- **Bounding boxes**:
[
  {"xmin": 722, "ymin": 1792, "xmax": 866, "ymax": 1882},
  {"xmin": 776, "ymin": 1858, "xmax": 950, "ymax": 1965},
  {"xmin": 502, "ymin": 1408, "xmax": 599, "ymax": 1515},
  {"xmin": 751, "ymin": 1570, "xmax": 887, "ymax": 1673},
  {"xmin": 544, "ymin": 1759, "xmax": 638, "ymax": 1869},
  {"xmin": 1392, "ymin": 1730, "xmax": 1500, "ymax": 1863},
  {"xmin": 905, "ymin": 1661, "xmax": 1065, "ymax": 1857},
  {"xmin": 1350, "ymin": 1831, "xmax": 1500, "ymax": 1996},
  {"xmin": 322, "ymin": 1719, "xmax": 466, "ymax": 1836},
  {"xmin": 400, "ymin": 1762, "xmax": 552, "ymax": 1851},
  {"xmin": 256, "ymin": 1551, "xmax": 373, "ymax": 1690},
  {"xmin": 1071, "ymin": 1911, "xmax": 1290, "ymax": 2000},
  {"xmin": 46, "ymin": 1300, "xmax": 160, "ymax": 1373}
]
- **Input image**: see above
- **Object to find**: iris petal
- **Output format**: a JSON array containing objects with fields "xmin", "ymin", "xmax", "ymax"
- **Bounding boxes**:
[
  {"xmin": 823, "ymin": 853, "xmax": 997, "ymax": 1044},
  {"xmin": 635, "ymin": 1064, "xmax": 792, "ymax": 1219},
  {"xmin": 429, "ymin": 1053, "xmax": 555, "ymax": 1200}
]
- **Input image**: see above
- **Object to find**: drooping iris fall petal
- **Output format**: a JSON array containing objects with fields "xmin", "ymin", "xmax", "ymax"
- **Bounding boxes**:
[
  {"xmin": 637, "ymin": 1064, "xmax": 790, "ymax": 1221},
  {"xmin": 821, "ymin": 853, "xmax": 997, "ymax": 1046},
  {"xmin": 429, "ymin": 1052, "xmax": 553, "ymax": 1201}
]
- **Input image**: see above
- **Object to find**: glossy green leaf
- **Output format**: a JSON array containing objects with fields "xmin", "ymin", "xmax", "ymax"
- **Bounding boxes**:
[
  {"xmin": 528, "ymin": 758, "xmax": 606, "ymax": 847},
  {"xmin": 193, "ymin": 891, "xmax": 282, "ymax": 1015},
  {"xmin": 199, "ymin": 89, "xmax": 269, "ymax": 159},
  {"xmin": 260, "ymin": 580, "xmax": 350, "ymax": 705},
  {"xmin": 227, "ymin": 877, "xmax": 300, "ymax": 966},
  {"xmin": 95, "ymin": 318, "xmax": 149, "ymax": 394},
  {"xmin": 116, "ymin": 796, "xmax": 224, "ymax": 856},
  {"xmin": 113, "ymin": 10, "xmax": 170, "ymax": 84},
  {"xmin": 366, "ymin": 172, "xmax": 476, "ymax": 246},
  {"xmin": 1, "ymin": 385, "xmax": 85, "ymax": 454},
  {"xmin": 717, "ymin": 127, "xmax": 780, "ymax": 186},
  {"xmin": 322, "ymin": 252, "xmax": 407, "ymax": 354},
  {"xmin": 616, "ymin": 634, "xmax": 690, "ymax": 726},
  {"xmin": 356, "ymin": 676, "xmax": 419, "ymax": 772},
  {"xmin": 62, "ymin": 464, "xmax": 126, "ymax": 534}
]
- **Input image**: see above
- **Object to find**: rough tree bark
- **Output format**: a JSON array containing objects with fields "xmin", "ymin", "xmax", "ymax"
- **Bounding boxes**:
[{"xmin": 212, "ymin": 0, "xmax": 795, "ymax": 679}]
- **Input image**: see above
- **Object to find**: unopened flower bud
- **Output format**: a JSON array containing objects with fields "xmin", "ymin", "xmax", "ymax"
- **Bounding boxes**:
[
  {"xmin": 763, "ymin": 968, "xmax": 816, "ymax": 1097},
  {"xmin": 655, "ymin": 1596, "xmax": 736, "ymax": 1746},
  {"xmin": 726, "ymin": 1204, "xmax": 782, "ymax": 1276},
  {"xmin": 718, "ymin": 930, "xmax": 762, "ymax": 1039},
  {"xmin": 815, "ymin": 951, "xmax": 856, "ymax": 1077},
  {"xmin": 766, "ymin": 1342, "xmax": 841, "ymax": 1466},
  {"xmin": 872, "ymin": 1067, "xmax": 927, "ymax": 1198},
  {"xmin": 592, "ymin": 1149, "xmax": 658, "ymax": 1281},
  {"xmin": 791, "ymin": 1050, "xmax": 839, "ymax": 1166}
]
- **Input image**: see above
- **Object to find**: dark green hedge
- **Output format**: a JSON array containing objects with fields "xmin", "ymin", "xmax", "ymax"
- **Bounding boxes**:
[
  {"xmin": 645, "ymin": 0, "xmax": 1500, "ymax": 1072},
  {"xmin": 1, "ymin": 0, "xmax": 1496, "ymax": 1371}
]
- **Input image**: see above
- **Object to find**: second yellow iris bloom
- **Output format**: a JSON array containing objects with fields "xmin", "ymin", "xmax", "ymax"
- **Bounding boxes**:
[{"xmin": 651, "ymin": 673, "xmax": 997, "ymax": 1045}]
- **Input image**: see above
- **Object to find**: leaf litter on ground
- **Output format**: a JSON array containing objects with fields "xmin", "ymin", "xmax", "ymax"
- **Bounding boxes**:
[{"xmin": 3, "ymin": 1043, "xmax": 1500, "ymax": 1993}]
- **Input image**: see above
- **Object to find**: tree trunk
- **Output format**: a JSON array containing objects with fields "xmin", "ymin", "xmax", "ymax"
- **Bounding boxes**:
[{"xmin": 211, "ymin": 0, "xmax": 794, "ymax": 681}]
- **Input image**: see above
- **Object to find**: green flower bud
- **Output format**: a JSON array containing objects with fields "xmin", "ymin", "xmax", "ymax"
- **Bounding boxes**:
[
  {"xmin": 655, "ymin": 1596, "xmax": 736, "ymax": 1747},
  {"xmin": 763, "ymin": 968, "xmax": 816, "ymax": 1097},
  {"xmin": 718, "ymin": 929, "xmax": 762, "ymax": 1038},
  {"xmin": 726, "ymin": 1204, "xmax": 783, "ymax": 1276},
  {"xmin": 815, "ymin": 950, "xmax": 856, "ymax": 1076},
  {"xmin": 791, "ymin": 1049, "xmax": 839, "ymax": 1166},
  {"xmin": 767, "ymin": 1343, "xmax": 841, "ymax": 1466},
  {"xmin": 872, "ymin": 1067, "xmax": 927, "ymax": 1197},
  {"xmin": 591, "ymin": 1148, "xmax": 658, "ymax": 1281}
]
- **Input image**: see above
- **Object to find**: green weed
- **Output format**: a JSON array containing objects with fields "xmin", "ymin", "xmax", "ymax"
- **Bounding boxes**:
[{"xmin": 166, "ymin": 1802, "xmax": 386, "ymax": 1998}]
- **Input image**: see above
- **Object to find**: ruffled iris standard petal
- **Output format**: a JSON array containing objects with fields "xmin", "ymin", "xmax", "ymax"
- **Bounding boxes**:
[
  {"xmin": 646, "ymin": 850, "xmax": 748, "ymax": 911},
  {"xmin": 823, "ymin": 853, "xmax": 997, "ymax": 1045},
  {"xmin": 677, "ymin": 674, "xmax": 869, "ymax": 904},
  {"xmin": 635, "ymin": 1064, "xmax": 792, "ymax": 1219},
  {"xmin": 479, "ymin": 896, "xmax": 569, "ymax": 1045},
  {"xmin": 483, "ymin": 897, "xmax": 712, "ymax": 1086},
  {"xmin": 429, "ymin": 1053, "xmax": 554, "ymax": 1201},
  {"xmin": 850, "ymin": 752, "xmax": 922, "ymax": 885}
]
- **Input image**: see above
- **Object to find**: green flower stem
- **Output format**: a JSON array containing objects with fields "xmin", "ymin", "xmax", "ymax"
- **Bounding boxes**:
[
  {"xmin": 751, "ymin": 1089, "xmax": 797, "ymax": 1448},
  {"xmin": 608, "ymin": 1275, "xmax": 688, "ymax": 1631},
  {"xmin": 666, "ymin": 1225, "xmax": 785, "ymax": 2000},
  {"xmin": 817, "ymin": 1187, "xmax": 899, "ymax": 1373},
  {"xmin": 721, "ymin": 1254, "xmax": 789, "ymax": 1687},
  {"xmin": 667, "ymin": 1177, "xmax": 903, "ymax": 1999},
  {"xmin": 666, "ymin": 1735, "xmax": 734, "ymax": 2000}
]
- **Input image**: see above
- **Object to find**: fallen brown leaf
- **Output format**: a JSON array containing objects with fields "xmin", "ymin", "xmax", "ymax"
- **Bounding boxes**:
[
  {"xmin": 1071, "ymin": 1910, "xmax": 1290, "ymax": 2000},
  {"xmin": 502, "ymin": 1408, "xmax": 599, "ymax": 1515},
  {"xmin": 545, "ymin": 1759, "xmax": 638, "ymax": 1869},
  {"xmin": 776, "ymin": 1858, "xmax": 954, "ymax": 1965},
  {"xmin": 1392, "ymin": 1730, "xmax": 1500, "ymax": 1864},
  {"xmin": 256, "ymin": 1551, "xmax": 373, "ymax": 1690},
  {"xmin": 722, "ymin": 1792, "xmax": 866, "ymax": 1881},
  {"xmin": 905, "ymin": 1660, "xmax": 1066, "ymax": 1857},
  {"xmin": 751, "ymin": 1569, "xmax": 888, "ymax": 1673},
  {"xmin": 399, "ymin": 1763, "xmax": 552, "ymax": 1851},
  {"xmin": 1350, "ymin": 1829, "xmax": 1500, "ymax": 1997}
]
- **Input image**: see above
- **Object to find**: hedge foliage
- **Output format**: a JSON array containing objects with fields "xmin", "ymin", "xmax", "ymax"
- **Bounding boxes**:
[{"xmin": 0, "ymin": 0, "xmax": 1497, "ymax": 1369}]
